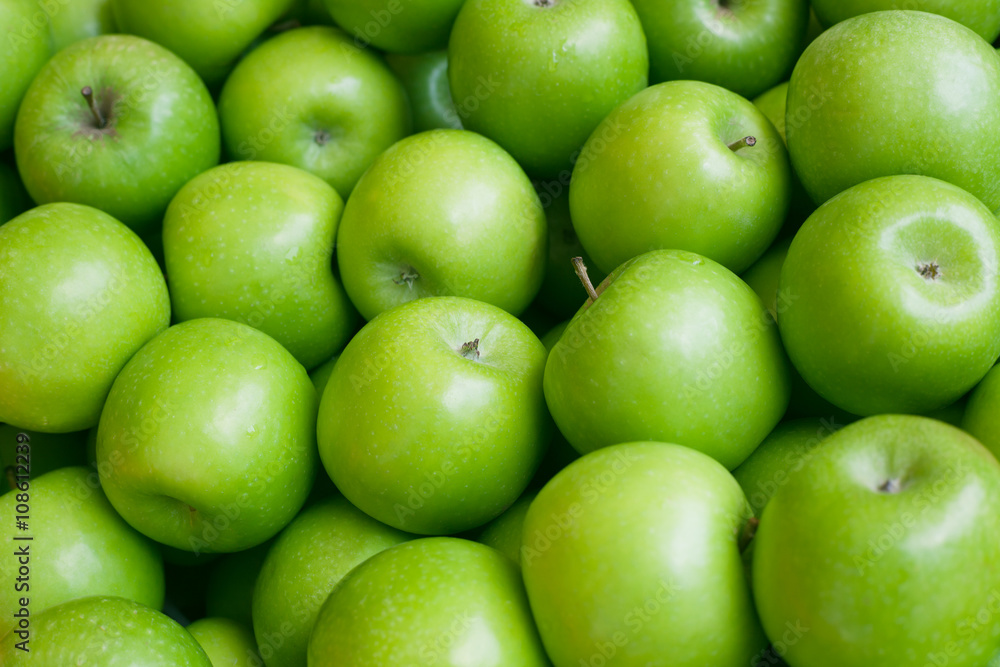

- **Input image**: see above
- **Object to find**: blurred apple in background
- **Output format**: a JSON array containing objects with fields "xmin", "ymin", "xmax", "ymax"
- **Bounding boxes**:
[
  {"xmin": 476, "ymin": 489, "xmax": 536, "ymax": 567},
  {"xmin": 323, "ymin": 0, "xmax": 465, "ymax": 53},
  {"xmin": 0, "ymin": 203, "xmax": 170, "ymax": 432},
  {"xmin": 385, "ymin": 50, "xmax": 462, "ymax": 131},
  {"xmin": 962, "ymin": 365, "xmax": 1000, "ymax": 461},
  {"xmin": 218, "ymin": 26, "xmax": 410, "ymax": 200},
  {"xmin": 0, "ymin": 425, "xmax": 88, "ymax": 492},
  {"xmin": 0, "ymin": 159, "xmax": 31, "ymax": 224},
  {"xmin": 187, "ymin": 617, "xmax": 262, "ymax": 667},
  {"xmin": 203, "ymin": 541, "xmax": 271, "ymax": 630},
  {"xmin": 336, "ymin": 129, "xmax": 546, "ymax": 320},
  {"xmin": 0, "ymin": 0, "xmax": 50, "ymax": 151},
  {"xmin": 164, "ymin": 161, "xmax": 358, "ymax": 370},
  {"xmin": 809, "ymin": 0, "xmax": 1000, "ymax": 42},
  {"xmin": 43, "ymin": 0, "xmax": 117, "ymax": 51}
]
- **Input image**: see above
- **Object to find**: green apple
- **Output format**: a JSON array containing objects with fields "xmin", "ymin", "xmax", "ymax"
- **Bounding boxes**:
[
  {"xmin": 630, "ymin": 0, "xmax": 809, "ymax": 99},
  {"xmin": 540, "ymin": 320, "xmax": 568, "ymax": 352},
  {"xmin": 164, "ymin": 161, "xmax": 358, "ymax": 370},
  {"xmin": 317, "ymin": 296, "xmax": 550, "ymax": 534},
  {"xmin": 0, "ymin": 467, "xmax": 164, "ymax": 637},
  {"xmin": 0, "ymin": 596, "xmax": 211, "ymax": 665},
  {"xmin": 0, "ymin": 158, "xmax": 31, "ymax": 224},
  {"xmin": 113, "ymin": 0, "xmax": 295, "ymax": 88},
  {"xmin": 323, "ymin": 0, "xmax": 464, "ymax": 53},
  {"xmin": 286, "ymin": 0, "xmax": 334, "ymax": 25},
  {"xmin": 545, "ymin": 250, "xmax": 790, "ymax": 469},
  {"xmin": 732, "ymin": 418, "xmax": 843, "ymax": 515},
  {"xmin": 188, "ymin": 618, "xmax": 262, "ymax": 667},
  {"xmin": 308, "ymin": 355, "xmax": 338, "ymax": 398},
  {"xmin": 0, "ymin": 0, "xmax": 50, "ymax": 151},
  {"xmin": 252, "ymin": 495, "xmax": 411, "ymax": 667},
  {"xmin": 811, "ymin": 0, "xmax": 1000, "ymax": 42},
  {"xmin": 307, "ymin": 537, "xmax": 550, "ymax": 666},
  {"xmin": 218, "ymin": 26, "xmax": 410, "ymax": 200},
  {"xmin": 0, "ymin": 203, "xmax": 170, "ymax": 432},
  {"xmin": 535, "ymin": 187, "xmax": 606, "ymax": 320},
  {"xmin": 385, "ymin": 50, "xmax": 461, "ymax": 132},
  {"xmin": 336, "ymin": 129, "xmax": 546, "ymax": 320},
  {"xmin": 786, "ymin": 11, "xmax": 1000, "ymax": 211},
  {"xmin": 778, "ymin": 175, "xmax": 1000, "ymax": 416},
  {"xmin": 1, "ymin": 425, "xmax": 88, "ymax": 493},
  {"xmin": 523, "ymin": 442, "xmax": 766, "ymax": 666},
  {"xmin": 570, "ymin": 81, "xmax": 791, "ymax": 275},
  {"xmin": 204, "ymin": 541, "xmax": 271, "ymax": 630},
  {"xmin": 962, "ymin": 364, "xmax": 1000, "ymax": 460},
  {"xmin": 97, "ymin": 318, "xmax": 317, "ymax": 553},
  {"xmin": 448, "ymin": 0, "xmax": 648, "ymax": 178},
  {"xmin": 14, "ymin": 35, "xmax": 220, "ymax": 235},
  {"xmin": 43, "ymin": 0, "xmax": 117, "ymax": 51},
  {"xmin": 753, "ymin": 415, "xmax": 1000, "ymax": 667},
  {"xmin": 476, "ymin": 490, "xmax": 536, "ymax": 567}
]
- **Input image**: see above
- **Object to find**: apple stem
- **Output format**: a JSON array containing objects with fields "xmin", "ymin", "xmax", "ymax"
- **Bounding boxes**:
[
  {"xmin": 739, "ymin": 517, "xmax": 759, "ymax": 553},
  {"xmin": 269, "ymin": 18, "xmax": 301, "ymax": 32},
  {"xmin": 460, "ymin": 338, "xmax": 480, "ymax": 360},
  {"xmin": 727, "ymin": 136, "xmax": 756, "ymax": 152},
  {"xmin": 188, "ymin": 505, "xmax": 197, "ymax": 527},
  {"xmin": 572, "ymin": 257, "xmax": 600, "ymax": 302},
  {"xmin": 81, "ymin": 86, "xmax": 106, "ymax": 129}
]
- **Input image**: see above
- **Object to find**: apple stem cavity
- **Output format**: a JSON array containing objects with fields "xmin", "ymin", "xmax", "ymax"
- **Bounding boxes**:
[
  {"xmin": 739, "ymin": 517, "xmax": 759, "ymax": 553},
  {"xmin": 878, "ymin": 478, "xmax": 903, "ymax": 494},
  {"xmin": 314, "ymin": 129, "xmax": 332, "ymax": 146},
  {"xmin": 532, "ymin": 0, "xmax": 557, "ymax": 7},
  {"xmin": 393, "ymin": 268, "xmax": 420, "ymax": 289},
  {"xmin": 727, "ymin": 136, "xmax": 756, "ymax": 152},
  {"xmin": 917, "ymin": 262, "xmax": 941, "ymax": 280},
  {"xmin": 572, "ymin": 256, "xmax": 600, "ymax": 303},
  {"xmin": 460, "ymin": 338, "xmax": 481, "ymax": 360},
  {"xmin": 81, "ymin": 86, "xmax": 107, "ymax": 129}
]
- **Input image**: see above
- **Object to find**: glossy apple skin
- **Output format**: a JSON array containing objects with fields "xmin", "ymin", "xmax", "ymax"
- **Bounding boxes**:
[
  {"xmin": 523, "ymin": 442, "xmax": 766, "ymax": 667},
  {"xmin": 753, "ymin": 415, "xmax": 1000, "ymax": 667},
  {"xmin": 0, "ymin": 467, "xmax": 164, "ymax": 637},
  {"xmin": 732, "ymin": 418, "xmax": 844, "ymax": 515},
  {"xmin": 218, "ymin": 26, "xmax": 410, "ymax": 200},
  {"xmin": 187, "ymin": 618, "xmax": 261, "ymax": 667},
  {"xmin": 14, "ymin": 35, "xmax": 220, "ymax": 235},
  {"xmin": 962, "ymin": 365, "xmax": 1000, "ymax": 460},
  {"xmin": 0, "ymin": 0, "xmax": 50, "ymax": 150},
  {"xmin": 385, "ymin": 50, "xmax": 462, "ymax": 132},
  {"xmin": 570, "ymin": 81, "xmax": 791, "ymax": 276},
  {"xmin": 164, "ymin": 162, "xmax": 358, "ymax": 370},
  {"xmin": 545, "ymin": 250, "xmax": 790, "ymax": 470},
  {"xmin": 631, "ymin": 0, "xmax": 808, "ymax": 99},
  {"xmin": 112, "ymin": 0, "xmax": 295, "ymax": 88},
  {"xmin": 324, "ymin": 0, "xmax": 465, "ymax": 53},
  {"xmin": 811, "ymin": 0, "xmax": 1000, "ymax": 42},
  {"xmin": 0, "ymin": 203, "xmax": 170, "ymax": 432},
  {"xmin": 337, "ymin": 130, "xmax": 546, "ymax": 320},
  {"xmin": 448, "ymin": 0, "xmax": 648, "ymax": 178},
  {"xmin": 252, "ymin": 496, "xmax": 410, "ymax": 667},
  {"xmin": 0, "ymin": 596, "xmax": 211, "ymax": 666},
  {"xmin": 778, "ymin": 175, "xmax": 1000, "ymax": 416},
  {"xmin": 307, "ymin": 537, "xmax": 550, "ymax": 666},
  {"xmin": 786, "ymin": 11, "xmax": 1000, "ymax": 212},
  {"xmin": 317, "ymin": 297, "xmax": 550, "ymax": 534},
  {"xmin": 476, "ymin": 490, "xmax": 536, "ymax": 567},
  {"xmin": 97, "ymin": 318, "xmax": 317, "ymax": 553},
  {"xmin": 44, "ymin": 0, "xmax": 116, "ymax": 51}
]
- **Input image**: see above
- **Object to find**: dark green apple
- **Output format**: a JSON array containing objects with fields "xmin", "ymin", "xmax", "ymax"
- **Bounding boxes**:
[
  {"xmin": 0, "ymin": 425, "xmax": 87, "ymax": 492},
  {"xmin": 14, "ymin": 35, "xmax": 220, "ymax": 235},
  {"xmin": 307, "ymin": 537, "xmax": 550, "ymax": 666},
  {"xmin": 97, "ymin": 318, "xmax": 317, "ymax": 553},
  {"xmin": 631, "ymin": 0, "xmax": 809, "ymax": 99},
  {"xmin": 317, "ymin": 296, "xmax": 550, "ymax": 534},
  {"xmin": 778, "ymin": 175, "xmax": 1000, "ymax": 415},
  {"xmin": 336, "ymin": 129, "xmax": 546, "ymax": 320},
  {"xmin": 252, "ymin": 495, "xmax": 410, "ymax": 667},
  {"xmin": 476, "ymin": 490, "xmax": 536, "ymax": 567},
  {"xmin": 218, "ymin": 26, "xmax": 410, "ymax": 200},
  {"xmin": 545, "ymin": 250, "xmax": 790, "ymax": 469},
  {"xmin": 112, "ymin": 0, "xmax": 296, "ymax": 88},
  {"xmin": 0, "ymin": 596, "xmax": 211, "ymax": 665},
  {"xmin": 385, "ymin": 50, "xmax": 461, "ymax": 132},
  {"xmin": 0, "ymin": 467, "xmax": 164, "ymax": 637},
  {"xmin": 523, "ymin": 442, "xmax": 767, "ymax": 666},
  {"xmin": 962, "ymin": 364, "xmax": 1000, "ymax": 460},
  {"xmin": 204, "ymin": 541, "xmax": 271, "ymax": 630},
  {"xmin": 570, "ymin": 81, "xmax": 791, "ymax": 275},
  {"xmin": 811, "ymin": 0, "xmax": 1000, "ymax": 42},
  {"xmin": 164, "ymin": 161, "xmax": 358, "ymax": 370},
  {"xmin": 448, "ymin": 0, "xmax": 648, "ymax": 178},
  {"xmin": 753, "ymin": 415, "xmax": 1000, "ymax": 667},
  {"xmin": 0, "ymin": 159, "xmax": 31, "ymax": 224},
  {"xmin": 0, "ymin": 0, "xmax": 50, "ymax": 150},
  {"xmin": 0, "ymin": 203, "xmax": 170, "ymax": 432},
  {"xmin": 786, "ymin": 11, "xmax": 1000, "ymax": 211},
  {"xmin": 323, "ymin": 0, "xmax": 465, "ymax": 53}
]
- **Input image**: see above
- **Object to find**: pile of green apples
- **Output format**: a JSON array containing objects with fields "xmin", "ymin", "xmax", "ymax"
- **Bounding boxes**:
[{"xmin": 3, "ymin": 0, "xmax": 1000, "ymax": 665}]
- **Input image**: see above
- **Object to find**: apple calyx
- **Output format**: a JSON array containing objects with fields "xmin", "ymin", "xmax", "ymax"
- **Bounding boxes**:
[
  {"xmin": 460, "ymin": 338, "xmax": 481, "ymax": 360},
  {"xmin": 917, "ymin": 262, "xmax": 941, "ymax": 280},
  {"xmin": 727, "ymin": 136, "xmax": 757, "ymax": 153},
  {"xmin": 314, "ymin": 129, "xmax": 331, "ymax": 146},
  {"xmin": 877, "ymin": 478, "xmax": 903, "ymax": 494},
  {"xmin": 572, "ymin": 256, "xmax": 600, "ymax": 303},
  {"xmin": 81, "ymin": 86, "xmax": 108, "ymax": 129},
  {"xmin": 532, "ymin": 0, "xmax": 557, "ymax": 7},
  {"xmin": 739, "ymin": 517, "xmax": 759, "ymax": 553},
  {"xmin": 393, "ymin": 268, "xmax": 420, "ymax": 289}
]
